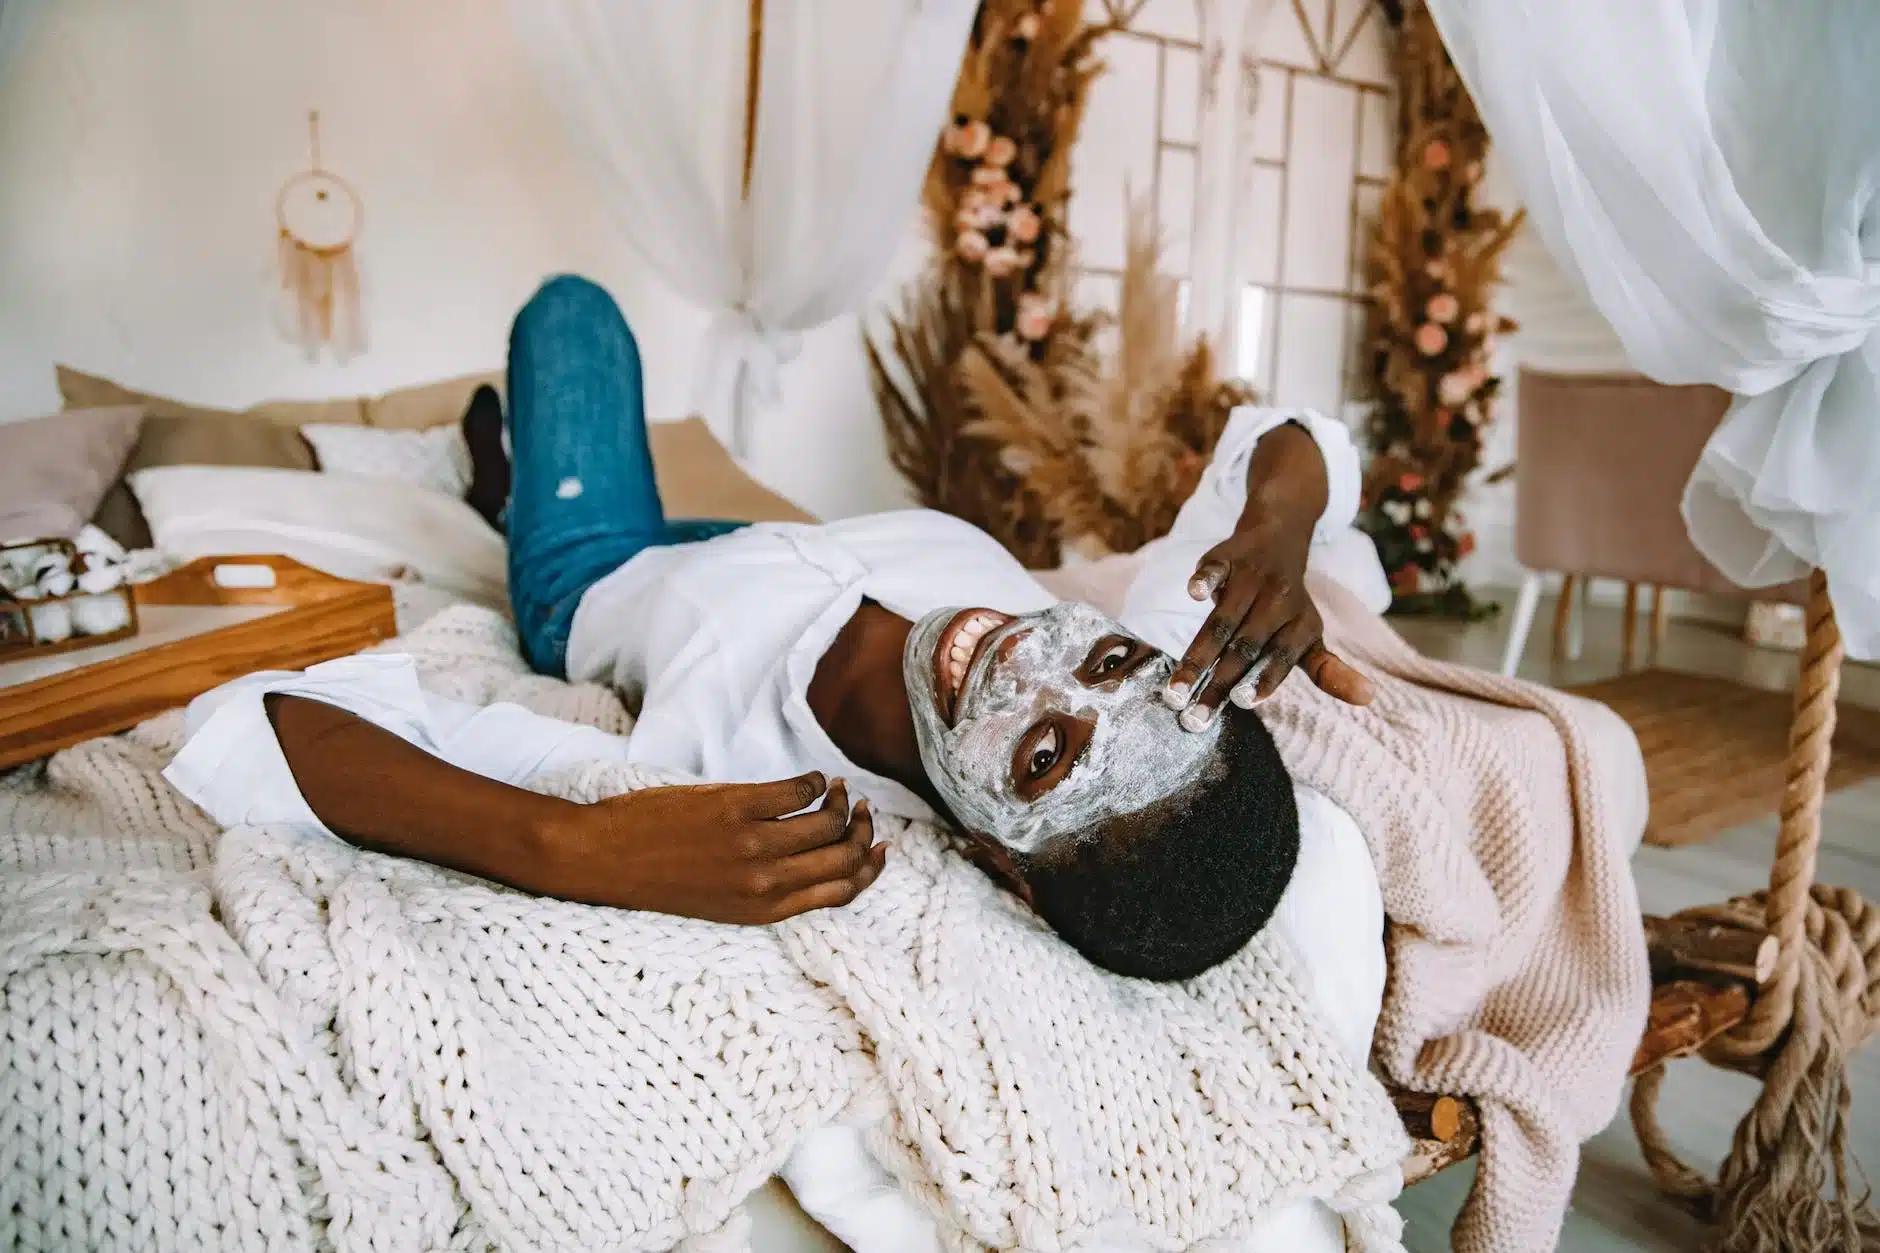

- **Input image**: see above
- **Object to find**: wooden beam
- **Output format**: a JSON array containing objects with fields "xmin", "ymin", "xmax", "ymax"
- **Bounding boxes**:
[
  {"xmin": 1644, "ymin": 914, "xmax": 1775, "ymax": 986},
  {"xmin": 1393, "ymin": 1090, "xmax": 1465, "ymax": 1142},
  {"xmin": 1631, "ymin": 979, "xmax": 1752, "ymax": 1074},
  {"xmin": 1399, "ymin": 1091, "xmax": 1480, "ymax": 1187},
  {"xmin": 742, "ymin": 0, "xmax": 764, "ymax": 198}
]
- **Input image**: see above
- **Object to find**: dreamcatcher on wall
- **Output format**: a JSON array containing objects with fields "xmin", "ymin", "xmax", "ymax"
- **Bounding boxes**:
[{"xmin": 275, "ymin": 110, "xmax": 366, "ymax": 361}]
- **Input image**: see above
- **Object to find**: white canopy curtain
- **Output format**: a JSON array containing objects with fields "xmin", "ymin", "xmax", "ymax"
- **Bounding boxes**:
[
  {"xmin": 1424, "ymin": 0, "xmax": 1880, "ymax": 660},
  {"xmin": 509, "ymin": 0, "xmax": 978, "ymax": 458}
]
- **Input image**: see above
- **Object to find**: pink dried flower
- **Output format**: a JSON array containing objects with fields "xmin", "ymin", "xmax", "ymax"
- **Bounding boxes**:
[
  {"xmin": 986, "ymin": 135, "xmax": 1017, "ymax": 167},
  {"xmin": 956, "ymin": 230, "xmax": 990, "ymax": 263},
  {"xmin": 1399, "ymin": 471, "xmax": 1426, "ymax": 492},
  {"xmin": 971, "ymin": 163, "xmax": 1006, "ymax": 187},
  {"xmin": 983, "ymin": 244, "xmax": 1022, "ymax": 278},
  {"xmin": 1015, "ymin": 291, "xmax": 1055, "ymax": 340},
  {"xmin": 1015, "ymin": 13, "xmax": 1040, "ymax": 40},
  {"xmin": 1464, "ymin": 311, "xmax": 1486, "ymax": 334},
  {"xmin": 1008, "ymin": 204, "xmax": 1041, "ymax": 244},
  {"xmin": 954, "ymin": 120, "xmax": 991, "ymax": 160},
  {"xmin": 1437, "ymin": 371, "xmax": 1474, "ymax": 406},
  {"xmin": 1423, "ymin": 140, "xmax": 1451, "ymax": 171},
  {"xmin": 1463, "ymin": 161, "xmax": 1482, "ymax": 184},
  {"xmin": 956, "ymin": 200, "xmax": 1002, "ymax": 233},
  {"xmin": 1424, "ymin": 259, "xmax": 1451, "ymax": 282},
  {"xmin": 1426, "ymin": 293, "xmax": 1460, "ymax": 324},
  {"xmin": 1413, "ymin": 323, "xmax": 1448, "ymax": 356}
]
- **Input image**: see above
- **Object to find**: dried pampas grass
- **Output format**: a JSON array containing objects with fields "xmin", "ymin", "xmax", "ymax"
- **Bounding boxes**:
[
  {"xmin": 958, "ymin": 206, "xmax": 1247, "ymax": 559},
  {"xmin": 871, "ymin": 0, "xmax": 1246, "ymax": 567}
]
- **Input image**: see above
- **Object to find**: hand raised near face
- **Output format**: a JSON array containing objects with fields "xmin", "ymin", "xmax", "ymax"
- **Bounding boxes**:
[
  {"xmin": 1163, "ymin": 525, "xmax": 1374, "ymax": 729},
  {"xmin": 536, "ymin": 773, "xmax": 886, "ymax": 924}
]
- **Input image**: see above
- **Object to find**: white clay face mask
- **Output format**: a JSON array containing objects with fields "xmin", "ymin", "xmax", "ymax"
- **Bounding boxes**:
[{"xmin": 903, "ymin": 601, "xmax": 1220, "ymax": 855}]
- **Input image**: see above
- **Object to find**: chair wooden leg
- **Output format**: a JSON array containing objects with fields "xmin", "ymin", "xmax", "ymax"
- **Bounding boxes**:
[
  {"xmin": 1551, "ymin": 574, "xmax": 1578, "ymax": 662},
  {"xmin": 1651, "ymin": 585, "xmax": 1669, "ymax": 660},
  {"xmin": 1568, "ymin": 576, "xmax": 1589, "ymax": 661},
  {"xmin": 1623, "ymin": 582, "xmax": 1640, "ymax": 671}
]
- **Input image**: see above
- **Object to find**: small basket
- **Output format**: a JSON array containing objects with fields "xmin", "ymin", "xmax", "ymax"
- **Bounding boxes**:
[{"xmin": 0, "ymin": 538, "xmax": 141, "ymax": 661}]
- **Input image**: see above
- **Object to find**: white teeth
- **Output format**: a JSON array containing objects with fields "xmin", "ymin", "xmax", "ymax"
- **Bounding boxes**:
[{"xmin": 951, "ymin": 642, "xmax": 971, "ymax": 660}]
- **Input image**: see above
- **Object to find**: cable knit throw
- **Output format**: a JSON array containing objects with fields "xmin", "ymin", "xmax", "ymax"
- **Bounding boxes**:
[
  {"xmin": 0, "ymin": 605, "xmax": 1410, "ymax": 1253},
  {"xmin": 1266, "ymin": 575, "xmax": 1652, "ymax": 1253}
]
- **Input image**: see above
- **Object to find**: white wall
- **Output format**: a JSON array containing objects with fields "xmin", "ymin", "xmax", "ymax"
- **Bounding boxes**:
[
  {"xmin": 0, "ymin": 0, "xmax": 915, "ymax": 521},
  {"xmin": 0, "ymin": 0, "xmax": 1460, "ymax": 562}
]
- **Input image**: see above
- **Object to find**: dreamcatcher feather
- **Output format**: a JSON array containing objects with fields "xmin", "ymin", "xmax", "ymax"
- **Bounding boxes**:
[{"xmin": 275, "ymin": 111, "xmax": 365, "ymax": 360}]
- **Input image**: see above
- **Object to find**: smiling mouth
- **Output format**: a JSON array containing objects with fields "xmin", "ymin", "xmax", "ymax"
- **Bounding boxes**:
[{"xmin": 932, "ymin": 608, "xmax": 1013, "ymax": 726}]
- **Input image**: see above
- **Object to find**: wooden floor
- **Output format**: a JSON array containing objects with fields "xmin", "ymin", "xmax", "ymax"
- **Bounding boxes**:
[{"xmin": 1390, "ymin": 592, "xmax": 1880, "ymax": 1252}]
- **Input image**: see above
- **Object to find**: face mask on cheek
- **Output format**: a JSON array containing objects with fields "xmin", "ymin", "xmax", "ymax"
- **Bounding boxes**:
[{"xmin": 904, "ymin": 602, "xmax": 1222, "ymax": 855}]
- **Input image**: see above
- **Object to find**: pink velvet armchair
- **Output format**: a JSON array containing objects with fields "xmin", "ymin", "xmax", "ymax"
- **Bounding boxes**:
[{"xmin": 1501, "ymin": 368, "xmax": 1808, "ymax": 675}]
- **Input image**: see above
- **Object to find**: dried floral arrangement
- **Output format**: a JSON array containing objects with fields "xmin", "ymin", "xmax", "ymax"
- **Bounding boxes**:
[
  {"xmin": 1357, "ymin": 0, "xmax": 1522, "ymax": 617},
  {"xmin": 869, "ymin": 0, "xmax": 1249, "ymax": 569}
]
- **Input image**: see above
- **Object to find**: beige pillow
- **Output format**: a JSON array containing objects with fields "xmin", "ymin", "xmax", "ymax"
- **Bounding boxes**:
[
  {"xmin": 92, "ymin": 413, "xmax": 318, "ymax": 549},
  {"xmin": 648, "ymin": 418, "xmax": 816, "ymax": 525},
  {"xmin": 0, "ymin": 406, "xmax": 145, "ymax": 542},
  {"xmin": 60, "ymin": 366, "xmax": 813, "ymax": 533},
  {"xmin": 58, "ymin": 364, "xmax": 503, "ymax": 431},
  {"xmin": 57, "ymin": 364, "xmax": 367, "ymax": 427}
]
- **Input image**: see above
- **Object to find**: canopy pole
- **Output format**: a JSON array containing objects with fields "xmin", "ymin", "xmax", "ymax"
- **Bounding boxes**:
[{"xmin": 742, "ymin": 0, "xmax": 763, "ymax": 197}]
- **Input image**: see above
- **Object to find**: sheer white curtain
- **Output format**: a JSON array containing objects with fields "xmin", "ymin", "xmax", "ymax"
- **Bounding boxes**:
[
  {"xmin": 509, "ymin": 0, "xmax": 977, "ymax": 456},
  {"xmin": 1427, "ymin": 0, "xmax": 1880, "ymax": 658}
]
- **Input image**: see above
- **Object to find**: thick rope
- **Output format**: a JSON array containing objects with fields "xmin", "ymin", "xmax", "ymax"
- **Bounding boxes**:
[
  {"xmin": 1735, "ymin": 571, "xmax": 1846, "ymax": 1058},
  {"xmin": 1629, "ymin": 573, "xmax": 1880, "ymax": 1251}
]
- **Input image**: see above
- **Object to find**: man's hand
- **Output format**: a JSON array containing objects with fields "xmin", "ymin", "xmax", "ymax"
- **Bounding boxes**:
[
  {"xmin": 1164, "ymin": 423, "xmax": 1373, "ymax": 727},
  {"xmin": 538, "ymin": 773, "xmax": 885, "ymax": 925}
]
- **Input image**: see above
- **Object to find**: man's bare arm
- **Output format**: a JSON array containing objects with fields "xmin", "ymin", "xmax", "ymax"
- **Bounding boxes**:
[{"xmin": 262, "ymin": 693, "xmax": 884, "ymax": 923}]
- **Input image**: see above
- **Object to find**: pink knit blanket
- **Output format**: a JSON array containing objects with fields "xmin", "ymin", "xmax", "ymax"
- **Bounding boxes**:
[{"xmin": 1261, "ymin": 574, "xmax": 1651, "ymax": 1252}]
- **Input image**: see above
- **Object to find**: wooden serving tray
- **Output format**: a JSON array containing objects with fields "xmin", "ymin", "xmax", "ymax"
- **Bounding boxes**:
[{"xmin": 0, "ymin": 555, "xmax": 397, "ymax": 769}]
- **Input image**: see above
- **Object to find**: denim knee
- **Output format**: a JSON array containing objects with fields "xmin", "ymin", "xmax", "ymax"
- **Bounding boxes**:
[{"xmin": 516, "ymin": 274, "xmax": 630, "ymax": 338}]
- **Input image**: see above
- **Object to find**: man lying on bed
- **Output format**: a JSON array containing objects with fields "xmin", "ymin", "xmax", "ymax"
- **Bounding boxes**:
[{"xmin": 164, "ymin": 274, "xmax": 1385, "ymax": 982}]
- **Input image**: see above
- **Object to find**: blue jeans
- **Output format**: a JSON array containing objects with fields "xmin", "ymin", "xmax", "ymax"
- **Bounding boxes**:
[{"xmin": 506, "ymin": 275, "xmax": 746, "ymax": 677}]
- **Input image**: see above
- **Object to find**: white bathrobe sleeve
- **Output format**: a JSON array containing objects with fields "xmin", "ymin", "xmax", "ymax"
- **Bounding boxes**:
[
  {"xmin": 163, "ymin": 652, "xmax": 630, "ymax": 839},
  {"xmin": 1168, "ymin": 405, "xmax": 1364, "ymax": 549},
  {"xmin": 1120, "ymin": 406, "xmax": 1391, "ymax": 655}
]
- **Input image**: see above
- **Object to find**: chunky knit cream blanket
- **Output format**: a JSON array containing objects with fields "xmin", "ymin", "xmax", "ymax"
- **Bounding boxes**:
[
  {"xmin": 0, "ymin": 605, "xmax": 1409, "ymax": 1253},
  {"xmin": 1263, "ymin": 575, "xmax": 1652, "ymax": 1253}
]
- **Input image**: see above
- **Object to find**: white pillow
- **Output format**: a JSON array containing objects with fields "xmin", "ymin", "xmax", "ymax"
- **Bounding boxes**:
[
  {"xmin": 301, "ymin": 422, "xmax": 473, "ymax": 498},
  {"xmin": 128, "ymin": 464, "xmax": 507, "ymax": 607}
]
